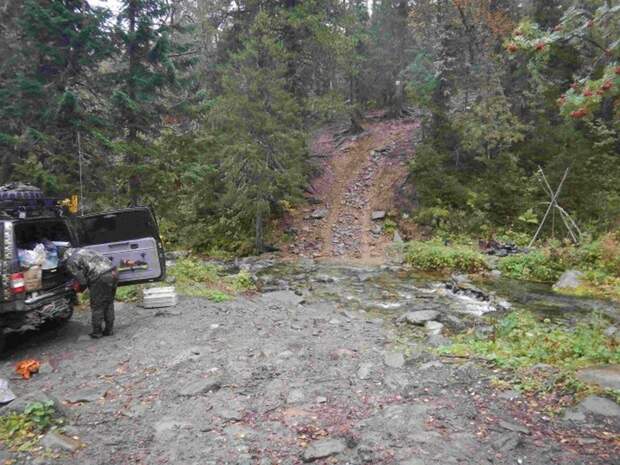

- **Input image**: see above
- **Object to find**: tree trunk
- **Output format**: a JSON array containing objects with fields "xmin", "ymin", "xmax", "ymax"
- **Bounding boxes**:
[
  {"xmin": 349, "ymin": 107, "xmax": 364, "ymax": 134},
  {"xmin": 255, "ymin": 209, "xmax": 264, "ymax": 253},
  {"xmin": 387, "ymin": 80, "xmax": 407, "ymax": 118}
]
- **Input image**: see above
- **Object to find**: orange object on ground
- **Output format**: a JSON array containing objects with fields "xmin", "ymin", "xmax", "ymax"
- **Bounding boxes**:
[{"xmin": 15, "ymin": 359, "xmax": 40, "ymax": 379}]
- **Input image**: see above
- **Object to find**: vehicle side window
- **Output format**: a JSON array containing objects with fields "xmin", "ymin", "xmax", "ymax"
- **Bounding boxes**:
[{"xmin": 80, "ymin": 210, "xmax": 156, "ymax": 245}]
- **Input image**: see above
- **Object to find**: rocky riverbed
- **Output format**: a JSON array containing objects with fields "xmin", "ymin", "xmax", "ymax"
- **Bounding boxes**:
[{"xmin": 0, "ymin": 260, "xmax": 618, "ymax": 465}]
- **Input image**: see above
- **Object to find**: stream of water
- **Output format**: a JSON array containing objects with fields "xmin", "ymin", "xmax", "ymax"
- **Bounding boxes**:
[{"xmin": 254, "ymin": 260, "xmax": 620, "ymax": 325}]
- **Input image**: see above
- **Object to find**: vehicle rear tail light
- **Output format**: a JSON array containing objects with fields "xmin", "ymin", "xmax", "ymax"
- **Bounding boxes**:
[{"xmin": 10, "ymin": 273, "xmax": 26, "ymax": 294}]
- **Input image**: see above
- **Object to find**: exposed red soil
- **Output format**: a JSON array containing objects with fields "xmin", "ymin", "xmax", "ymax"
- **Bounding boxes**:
[{"xmin": 280, "ymin": 116, "xmax": 420, "ymax": 264}]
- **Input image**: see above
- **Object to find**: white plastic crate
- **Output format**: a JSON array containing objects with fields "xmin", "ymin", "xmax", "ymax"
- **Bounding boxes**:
[{"xmin": 141, "ymin": 286, "xmax": 178, "ymax": 308}]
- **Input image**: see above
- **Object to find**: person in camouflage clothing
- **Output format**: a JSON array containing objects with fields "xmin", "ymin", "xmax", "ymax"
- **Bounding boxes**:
[{"xmin": 61, "ymin": 248, "xmax": 119, "ymax": 338}]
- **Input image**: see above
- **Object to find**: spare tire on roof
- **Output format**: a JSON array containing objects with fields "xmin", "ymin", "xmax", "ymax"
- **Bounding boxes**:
[{"xmin": 0, "ymin": 183, "xmax": 43, "ymax": 201}]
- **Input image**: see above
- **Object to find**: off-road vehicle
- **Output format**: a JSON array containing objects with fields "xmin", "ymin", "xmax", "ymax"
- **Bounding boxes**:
[{"xmin": 0, "ymin": 184, "xmax": 166, "ymax": 352}]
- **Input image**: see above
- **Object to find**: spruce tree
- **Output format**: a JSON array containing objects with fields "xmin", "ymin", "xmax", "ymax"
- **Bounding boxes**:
[
  {"xmin": 210, "ymin": 12, "xmax": 306, "ymax": 252},
  {"xmin": 0, "ymin": 0, "xmax": 112, "ymax": 193},
  {"xmin": 113, "ymin": 0, "xmax": 182, "ymax": 205}
]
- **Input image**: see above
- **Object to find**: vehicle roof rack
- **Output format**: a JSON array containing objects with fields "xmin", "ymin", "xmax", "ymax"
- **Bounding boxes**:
[{"xmin": 0, "ymin": 198, "xmax": 68, "ymax": 220}]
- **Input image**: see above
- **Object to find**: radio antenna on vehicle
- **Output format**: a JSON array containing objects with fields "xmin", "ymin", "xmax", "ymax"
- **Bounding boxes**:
[{"xmin": 77, "ymin": 131, "xmax": 84, "ymax": 215}]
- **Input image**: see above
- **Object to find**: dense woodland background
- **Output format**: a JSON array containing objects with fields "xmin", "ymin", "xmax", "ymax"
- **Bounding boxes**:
[{"xmin": 0, "ymin": 0, "xmax": 618, "ymax": 253}]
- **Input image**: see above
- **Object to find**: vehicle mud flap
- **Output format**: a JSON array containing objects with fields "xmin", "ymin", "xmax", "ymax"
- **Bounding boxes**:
[{"xmin": 0, "ymin": 330, "xmax": 6, "ymax": 355}]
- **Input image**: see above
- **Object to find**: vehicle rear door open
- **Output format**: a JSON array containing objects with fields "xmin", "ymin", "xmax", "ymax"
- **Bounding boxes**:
[{"xmin": 76, "ymin": 208, "xmax": 165, "ymax": 286}]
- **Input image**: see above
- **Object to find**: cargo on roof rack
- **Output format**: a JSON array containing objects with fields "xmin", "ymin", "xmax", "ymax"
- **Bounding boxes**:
[
  {"xmin": 0, "ymin": 198, "xmax": 67, "ymax": 219},
  {"xmin": 0, "ymin": 184, "xmax": 67, "ymax": 219},
  {"xmin": 0, "ymin": 183, "xmax": 43, "ymax": 201}
]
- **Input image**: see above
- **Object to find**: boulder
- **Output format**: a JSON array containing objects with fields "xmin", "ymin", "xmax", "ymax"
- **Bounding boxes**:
[
  {"xmin": 165, "ymin": 250, "xmax": 189, "ymax": 260},
  {"xmin": 287, "ymin": 389, "xmax": 305, "ymax": 404},
  {"xmin": 563, "ymin": 409, "xmax": 586, "ymax": 422},
  {"xmin": 498, "ymin": 390, "xmax": 522, "ymax": 401},
  {"xmin": 427, "ymin": 334, "xmax": 451, "ymax": 347},
  {"xmin": 424, "ymin": 321, "xmax": 444, "ymax": 335},
  {"xmin": 578, "ymin": 395, "xmax": 620, "ymax": 417},
  {"xmin": 398, "ymin": 310, "xmax": 440, "ymax": 325},
  {"xmin": 576, "ymin": 364, "xmax": 620, "ymax": 390},
  {"xmin": 311, "ymin": 208, "xmax": 328, "ymax": 219},
  {"xmin": 553, "ymin": 270, "xmax": 584, "ymax": 290},
  {"xmin": 491, "ymin": 432, "xmax": 522, "ymax": 453},
  {"xmin": 448, "ymin": 281, "xmax": 489, "ymax": 301},
  {"xmin": 489, "ymin": 270, "xmax": 502, "ymax": 279},
  {"xmin": 371, "ymin": 211, "xmax": 386, "ymax": 221},
  {"xmin": 41, "ymin": 431, "xmax": 82, "ymax": 452},
  {"xmin": 65, "ymin": 387, "xmax": 108, "ymax": 404},
  {"xmin": 302, "ymin": 439, "xmax": 346, "ymax": 462},
  {"xmin": 153, "ymin": 419, "xmax": 194, "ymax": 442},
  {"xmin": 357, "ymin": 363, "xmax": 373, "ymax": 380},
  {"xmin": 264, "ymin": 290, "xmax": 305, "ymax": 307},
  {"xmin": 0, "ymin": 379, "xmax": 15, "ymax": 405},
  {"xmin": 498, "ymin": 419, "xmax": 530, "ymax": 435},
  {"xmin": 384, "ymin": 352, "xmax": 405, "ymax": 369}
]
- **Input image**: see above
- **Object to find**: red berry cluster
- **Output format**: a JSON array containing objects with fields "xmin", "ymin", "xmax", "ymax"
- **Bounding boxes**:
[{"xmin": 570, "ymin": 108, "xmax": 588, "ymax": 119}]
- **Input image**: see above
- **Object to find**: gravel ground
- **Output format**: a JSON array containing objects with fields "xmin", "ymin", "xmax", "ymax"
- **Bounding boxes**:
[{"xmin": 0, "ymin": 290, "xmax": 618, "ymax": 465}]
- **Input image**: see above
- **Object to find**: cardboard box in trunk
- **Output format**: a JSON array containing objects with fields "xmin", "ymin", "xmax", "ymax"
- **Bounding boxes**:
[{"xmin": 24, "ymin": 265, "xmax": 42, "ymax": 291}]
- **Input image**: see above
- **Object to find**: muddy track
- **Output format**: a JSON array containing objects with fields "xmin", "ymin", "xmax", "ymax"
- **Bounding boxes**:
[{"xmin": 282, "ymin": 117, "xmax": 419, "ymax": 264}]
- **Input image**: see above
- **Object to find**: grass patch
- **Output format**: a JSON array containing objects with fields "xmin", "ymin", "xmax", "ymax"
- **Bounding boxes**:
[
  {"xmin": 441, "ymin": 311, "xmax": 620, "ymax": 399},
  {"xmin": 0, "ymin": 401, "xmax": 58, "ymax": 452},
  {"xmin": 405, "ymin": 240, "xmax": 488, "ymax": 274},
  {"xmin": 107, "ymin": 259, "xmax": 255, "ymax": 303},
  {"xmin": 115, "ymin": 285, "xmax": 140, "ymax": 303},
  {"xmin": 168, "ymin": 258, "xmax": 255, "ymax": 301}
]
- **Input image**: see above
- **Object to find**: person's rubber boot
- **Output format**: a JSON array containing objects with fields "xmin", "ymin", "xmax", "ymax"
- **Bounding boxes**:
[
  {"xmin": 102, "ymin": 326, "xmax": 114, "ymax": 337},
  {"xmin": 90, "ymin": 325, "xmax": 103, "ymax": 339}
]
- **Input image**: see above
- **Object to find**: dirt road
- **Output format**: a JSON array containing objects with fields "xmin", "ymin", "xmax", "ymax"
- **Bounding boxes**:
[
  {"xmin": 1, "ymin": 264, "xmax": 618, "ymax": 465},
  {"xmin": 283, "ymin": 117, "xmax": 419, "ymax": 263}
]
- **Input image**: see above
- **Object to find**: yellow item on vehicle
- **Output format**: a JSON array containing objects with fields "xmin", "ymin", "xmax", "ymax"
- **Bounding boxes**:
[{"xmin": 60, "ymin": 195, "xmax": 79, "ymax": 214}]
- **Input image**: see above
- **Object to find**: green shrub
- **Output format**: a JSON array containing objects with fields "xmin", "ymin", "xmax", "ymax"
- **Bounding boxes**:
[
  {"xmin": 202, "ymin": 289, "xmax": 232, "ymax": 302},
  {"xmin": 169, "ymin": 258, "xmax": 220, "ymax": 286},
  {"xmin": 405, "ymin": 241, "xmax": 488, "ymax": 273},
  {"xmin": 498, "ymin": 250, "xmax": 564, "ymax": 282},
  {"xmin": 168, "ymin": 258, "xmax": 229, "ymax": 300},
  {"xmin": 383, "ymin": 218, "xmax": 397, "ymax": 235},
  {"xmin": 0, "ymin": 401, "xmax": 57, "ymax": 451},
  {"xmin": 227, "ymin": 270, "xmax": 255, "ymax": 292},
  {"xmin": 576, "ymin": 232, "xmax": 620, "ymax": 276},
  {"xmin": 23, "ymin": 401, "xmax": 55, "ymax": 430}
]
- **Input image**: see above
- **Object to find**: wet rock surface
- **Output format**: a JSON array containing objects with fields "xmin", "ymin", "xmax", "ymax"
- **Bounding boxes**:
[
  {"xmin": 576, "ymin": 364, "xmax": 620, "ymax": 390},
  {"xmin": 553, "ymin": 270, "xmax": 584, "ymax": 290},
  {"xmin": 0, "ymin": 262, "xmax": 618, "ymax": 464}
]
